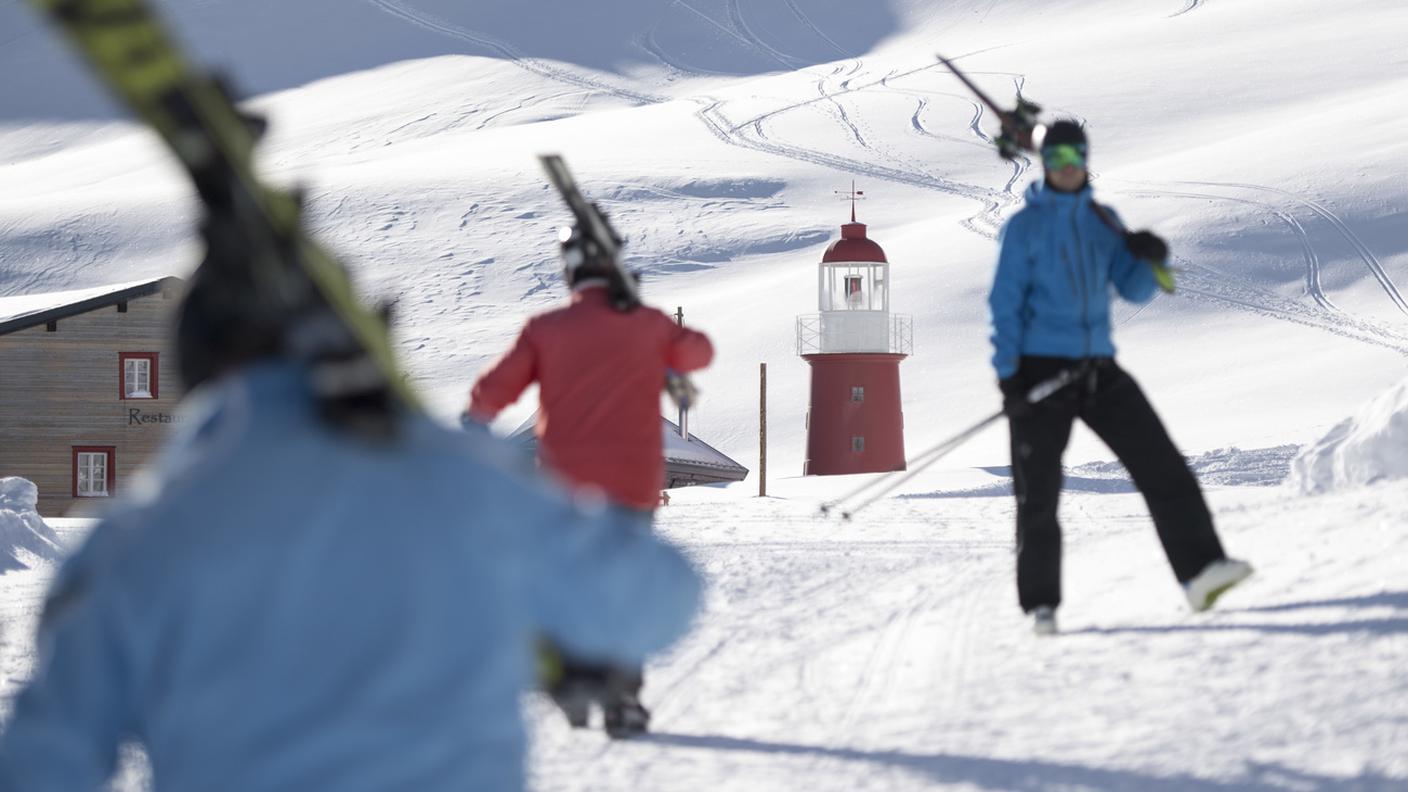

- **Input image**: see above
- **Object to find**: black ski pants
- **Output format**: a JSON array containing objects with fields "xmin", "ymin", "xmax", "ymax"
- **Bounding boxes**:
[{"xmin": 1008, "ymin": 356, "xmax": 1226, "ymax": 612}]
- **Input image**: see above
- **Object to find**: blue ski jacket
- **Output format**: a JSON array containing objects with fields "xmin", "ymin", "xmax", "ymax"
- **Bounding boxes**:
[
  {"xmin": 0, "ymin": 361, "xmax": 700, "ymax": 792},
  {"xmin": 988, "ymin": 181, "xmax": 1160, "ymax": 379}
]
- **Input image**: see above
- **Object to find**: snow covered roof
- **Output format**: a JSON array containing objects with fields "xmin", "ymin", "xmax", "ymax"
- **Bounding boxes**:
[
  {"xmin": 0, "ymin": 277, "xmax": 183, "ymax": 337},
  {"xmin": 509, "ymin": 414, "xmax": 748, "ymax": 487}
]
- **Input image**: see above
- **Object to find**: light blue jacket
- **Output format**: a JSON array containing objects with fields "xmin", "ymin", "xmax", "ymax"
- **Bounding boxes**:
[
  {"xmin": 0, "ymin": 361, "xmax": 700, "ymax": 792},
  {"xmin": 988, "ymin": 181, "xmax": 1159, "ymax": 379}
]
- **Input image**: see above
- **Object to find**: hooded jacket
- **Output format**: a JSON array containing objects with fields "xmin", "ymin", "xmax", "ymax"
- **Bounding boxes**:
[
  {"xmin": 0, "ymin": 361, "xmax": 700, "ymax": 792},
  {"xmin": 988, "ymin": 181, "xmax": 1159, "ymax": 379}
]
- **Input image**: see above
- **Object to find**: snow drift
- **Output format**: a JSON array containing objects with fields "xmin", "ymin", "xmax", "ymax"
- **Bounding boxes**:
[
  {"xmin": 1289, "ymin": 377, "xmax": 1408, "ymax": 494},
  {"xmin": 0, "ymin": 478, "xmax": 65, "ymax": 573}
]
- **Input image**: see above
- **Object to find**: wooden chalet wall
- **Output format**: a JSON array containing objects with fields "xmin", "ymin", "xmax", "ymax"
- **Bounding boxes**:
[{"xmin": 0, "ymin": 285, "xmax": 184, "ymax": 516}]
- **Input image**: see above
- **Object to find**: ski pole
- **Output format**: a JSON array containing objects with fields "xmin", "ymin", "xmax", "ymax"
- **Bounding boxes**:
[
  {"xmin": 818, "ymin": 411, "xmax": 997, "ymax": 516},
  {"xmin": 820, "ymin": 368, "xmax": 1081, "ymax": 520},
  {"xmin": 831, "ymin": 412, "xmax": 1002, "ymax": 520}
]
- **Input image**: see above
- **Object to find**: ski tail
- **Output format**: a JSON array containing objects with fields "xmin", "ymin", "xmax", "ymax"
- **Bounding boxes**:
[
  {"xmin": 936, "ymin": 52, "xmax": 1042, "ymax": 159},
  {"xmin": 539, "ymin": 154, "xmax": 640, "ymax": 312}
]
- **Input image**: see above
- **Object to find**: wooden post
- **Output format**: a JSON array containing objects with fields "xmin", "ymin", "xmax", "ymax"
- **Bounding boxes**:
[
  {"xmin": 759, "ymin": 362, "xmax": 767, "ymax": 497},
  {"xmin": 675, "ymin": 306, "xmax": 688, "ymax": 440}
]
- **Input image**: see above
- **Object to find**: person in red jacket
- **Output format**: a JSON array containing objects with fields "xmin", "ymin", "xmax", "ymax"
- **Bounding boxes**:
[{"xmin": 466, "ymin": 226, "xmax": 713, "ymax": 737}]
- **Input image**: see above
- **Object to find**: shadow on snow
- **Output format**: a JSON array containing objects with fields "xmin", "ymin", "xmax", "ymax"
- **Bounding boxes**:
[
  {"xmin": 639, "ymin": 732, "xmax": 1398, "ymax": 790},
  {"xmin": 0, "ymin": 0, "xmax": 900, "ymax": 122}
]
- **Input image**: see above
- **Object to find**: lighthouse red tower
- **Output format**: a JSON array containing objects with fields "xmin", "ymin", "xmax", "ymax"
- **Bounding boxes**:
[{"xmin": 797, "ymin": 194, "xmax": 912, "ymax": 476}]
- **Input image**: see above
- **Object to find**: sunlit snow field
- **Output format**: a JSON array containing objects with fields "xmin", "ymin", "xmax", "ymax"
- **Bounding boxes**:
[{"xmin": 2, "ymin": 0, "xmax": 1406, "ymax": 788}]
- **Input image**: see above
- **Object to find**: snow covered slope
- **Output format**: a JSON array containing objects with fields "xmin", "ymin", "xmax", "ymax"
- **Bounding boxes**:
[
  {"xmin": 2, "ymin": 1, "xmax": 1407, "ymax": 788},
  {"xmin": 3, "ymin": 0, "xmax": 1405, "ymax": 475}
]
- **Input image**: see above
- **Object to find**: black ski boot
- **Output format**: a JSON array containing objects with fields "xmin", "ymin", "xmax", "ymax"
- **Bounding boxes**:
[{"xmin": 603, "ymin": 694, "xmax": 650, "ymax": 739}]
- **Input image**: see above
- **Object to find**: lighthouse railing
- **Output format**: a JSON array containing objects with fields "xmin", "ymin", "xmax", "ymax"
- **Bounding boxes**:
[
  {"xmin": 891, "ymin": 314, "xmax": 913, "ymax": 355},
  {"xmin": 796, "ymin": 315, "xmax": 824, "ymax": 355},
  {"xmin": 796, "ymin": 313, "xmax": 912, "ymax": 355}
]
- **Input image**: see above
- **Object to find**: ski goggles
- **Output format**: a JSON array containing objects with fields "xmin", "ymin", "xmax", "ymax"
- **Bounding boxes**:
[{"xmin": 1041, "ymin": 143, "xmax": 1087, "ymax": 170}]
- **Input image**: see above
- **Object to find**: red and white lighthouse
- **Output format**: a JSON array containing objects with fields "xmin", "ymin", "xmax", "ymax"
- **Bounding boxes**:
[{"xmin": 796, "ymin": 194, "xmax": 912, "ymax": 476}]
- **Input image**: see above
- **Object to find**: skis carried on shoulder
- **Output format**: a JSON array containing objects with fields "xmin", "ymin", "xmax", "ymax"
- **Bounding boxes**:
[
  {"xmin": 30, "ymin": 0, "xmax": 420, "ymax": 432},
  {"xmin": 539, "ymin": 154, "xmax": 638, "ymax": 311},
  {"xmin": 538, "ymin": 154, "xmax": 697, "ymax": 410},
  {"xmin": 936, "ymin": 52, "xmax": 1176, "ymax": 293}
]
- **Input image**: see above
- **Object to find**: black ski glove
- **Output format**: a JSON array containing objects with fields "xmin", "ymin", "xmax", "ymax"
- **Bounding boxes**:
[
  {"xmin": 1124, "ymin": 230, "xmax": 1169, "ymax": 263},
  {"xmin": 999, "ymin": 376, "xmax": 1034, "ymax": 420}
]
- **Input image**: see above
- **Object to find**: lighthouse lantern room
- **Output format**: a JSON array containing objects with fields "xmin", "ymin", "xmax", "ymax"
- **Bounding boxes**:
[{"xmin": 796, "ymin": 188, "xmax": 912, "ymax": 476}]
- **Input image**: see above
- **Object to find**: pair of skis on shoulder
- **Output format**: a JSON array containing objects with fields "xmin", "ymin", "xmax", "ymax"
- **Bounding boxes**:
[{"xmin": 936, "ymin": 53, "xmax": 1177, "ymax": 294}]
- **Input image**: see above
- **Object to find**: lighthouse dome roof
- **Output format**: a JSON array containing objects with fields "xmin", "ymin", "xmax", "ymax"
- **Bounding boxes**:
[{"xmin": 821, "ymin": 222, "xmax": 887, "ymax": 264}]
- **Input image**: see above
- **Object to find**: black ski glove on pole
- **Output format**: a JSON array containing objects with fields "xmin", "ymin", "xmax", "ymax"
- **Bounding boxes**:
[
  {"xmin": 1124, "ymin": 230, "xmax": 1168, "ymax": 263},
  {"xmin": 999, "ymin": 376, "xmax": 1034, "ymax": 420},
  {"xmin": 1124, "ymin": 230, "xmax": 1176, "ymax": 293}
]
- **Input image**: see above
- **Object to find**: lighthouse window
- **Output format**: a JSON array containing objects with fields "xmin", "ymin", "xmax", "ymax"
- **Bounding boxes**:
[
  {"xmin": 851, "ymin": 386, "xmax": 864, "ymax": 402},
  {"xmin": 845, "ymin": 275, "xmax": 864, "ymax": 308},
  {"xmin": 851, "ymin": 437, "xmax": 865, "ymax": 453}
]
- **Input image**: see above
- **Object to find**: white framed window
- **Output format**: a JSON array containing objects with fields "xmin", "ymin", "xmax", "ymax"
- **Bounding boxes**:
[
  {"xmin": 845, "ymin": 275, "xmax": 864, "ymax": 308},
  {"xmin": 74, "ymin": 447, "xmax": 115, "ymax": 498},
  {"xmin": 852, "ymin": 436, "xmax": 865, "ymax": 453},
  {"xmin": 120, "ymin": 352, "xmax": 159, "ymax": 399},
  {"xmin": 851, "ymin": 386, "xmax": 865, "ymax": 402}
]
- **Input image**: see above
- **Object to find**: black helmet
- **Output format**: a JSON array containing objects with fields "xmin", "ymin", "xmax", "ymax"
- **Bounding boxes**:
[
  {"xmin": 558, "ymin": 223, "xmax": 615, "ymax": 286},
  {"xmin": 1037, "ymin": 119, "xmax": 1087, "ymax": 151}
]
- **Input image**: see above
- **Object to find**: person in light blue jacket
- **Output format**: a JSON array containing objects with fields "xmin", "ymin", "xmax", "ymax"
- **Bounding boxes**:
[
  {"xmin": 0, "ymin": 248, "xmax": 700, "ymax": 791},
  {"xmin": 990, "ymin": 120, "xmax": 1251, "ymax": 636}
]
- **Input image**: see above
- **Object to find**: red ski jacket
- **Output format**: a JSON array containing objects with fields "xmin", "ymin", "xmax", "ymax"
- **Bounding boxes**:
[{"xmin": 469, "ymin": 285, "xmax": 714, "ymax": 510}]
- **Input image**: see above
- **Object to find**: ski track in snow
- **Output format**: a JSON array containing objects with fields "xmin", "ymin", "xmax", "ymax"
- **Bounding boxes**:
[
  {"xmin": 1124, "ymin": 188, "xmax": 1338, "ymax": 312},
  {"xmin": 695, "ymin": 60, "xmax": 1022, "ymax": 241},
  {"xmin": 1115, "ymin": 180, "xmax": 1408, "ymax": 354},
  {"xmin": 780, "ymin": 0, "xmax": 852, "ymax": 59},
  {"xmin": 725, "ymin": 0, "xmax": 810, "ymax": 70},
  {"xmin": 1175, "ymin": 260, "xmax": 1408, "ymax": 356},
  {"xmin": 1170, "ymin": 0, "xmax": 1205, "ymax": 18},
  {"xmin": 365, "ymin": 0, "xmax": 665, "ymax": 105},
  {"xmin": 526, "ymin": 486, "xmax": 1408, "ymax": 790},
  {"xmin": 1176, "ymin": 180, "xmax": 1408, "ymax": 317}
]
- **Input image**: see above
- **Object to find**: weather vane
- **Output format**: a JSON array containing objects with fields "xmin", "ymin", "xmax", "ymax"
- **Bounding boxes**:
[{"xmin": 834, "ymin": 180, "xmax": 865, "ymax": 222}]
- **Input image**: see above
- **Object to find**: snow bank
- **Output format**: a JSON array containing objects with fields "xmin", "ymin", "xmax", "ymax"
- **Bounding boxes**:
[
  {"xmin": 0, "ymin": 478, "xmax": 65, "ymax": 573},
  {"xmin": 1289, "ymin": 377, "xmax": 1408, "ymax": 494}
]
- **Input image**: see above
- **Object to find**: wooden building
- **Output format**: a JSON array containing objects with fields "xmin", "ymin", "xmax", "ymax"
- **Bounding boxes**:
[{"xmin": 0, "ymin": 277, "xmax": 185, "ymax": 516}]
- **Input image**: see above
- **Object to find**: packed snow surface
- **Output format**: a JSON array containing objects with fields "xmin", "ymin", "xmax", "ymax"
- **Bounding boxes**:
[{"xmin": 2, "ymin": 0, "xmax": 1407, "ymax": 789}]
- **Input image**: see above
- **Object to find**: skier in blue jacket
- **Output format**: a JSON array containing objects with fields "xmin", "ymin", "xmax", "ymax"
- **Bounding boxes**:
[
  {"xmin": 990, "ymin": 120, "xmax": 1251, "ymax": 635},
  {"xmin": 0, "ymin": 224, "xmax": 701, "ymax": 791}
]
